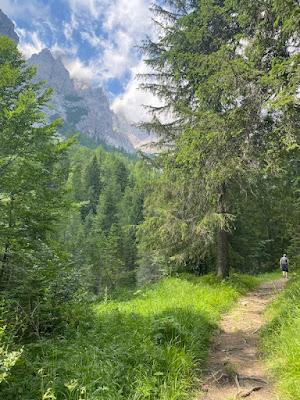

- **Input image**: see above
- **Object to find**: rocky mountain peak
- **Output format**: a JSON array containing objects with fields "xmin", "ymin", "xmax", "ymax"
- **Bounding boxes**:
[
  {"xmin": 28, "ymin": 48, "xmax": 136, "ymax": 151},
  {"xmin": 35, "ymin": 48, "xmax": 54, "ymax": 61},
  {"xmin": 0, "ymin": 9, "xmax": 19, "ymax": 43},
  {"xmin": 29, "ymin": 49, "xmax": 75, "ymax": 94},
  {"xmin": 1, "ymin": 9, "xmax": 149, "ymax": 153}
]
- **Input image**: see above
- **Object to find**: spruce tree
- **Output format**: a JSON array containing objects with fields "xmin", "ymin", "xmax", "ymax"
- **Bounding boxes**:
[
  {"xmin": 83, "ymin": 154, "xmax": 101, "ymax": 214},
  {"xmin": 139, "ymin": 0, "xmax": 299, "ymax": 278}
]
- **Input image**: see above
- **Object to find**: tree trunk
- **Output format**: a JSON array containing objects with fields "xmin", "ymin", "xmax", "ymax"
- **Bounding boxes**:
[
  {"xmin": 217, "ymin": 183, "xmax": 229, "ymax": 279},
  {"xmin": 1, "ymin": 196, "xmax": 14, "ymax": 286}
]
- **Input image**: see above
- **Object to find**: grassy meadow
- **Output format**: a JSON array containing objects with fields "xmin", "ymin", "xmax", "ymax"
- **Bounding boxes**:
[
  {"xmin": 1, "ymin": 273, "xmax": 278, "ymax": 400},
  {"xmin": 261, "ymin": 273, "xmax": 300, "ymax": 400}
]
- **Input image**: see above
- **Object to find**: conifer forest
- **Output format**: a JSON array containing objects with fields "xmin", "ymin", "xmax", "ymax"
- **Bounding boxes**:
[{"xmin": 0, "ymin": 1, "xmax": 299, "ymax": 399}]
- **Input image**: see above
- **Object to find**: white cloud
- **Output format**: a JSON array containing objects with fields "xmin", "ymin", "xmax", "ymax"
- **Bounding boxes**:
[
  {"xmin": 1, "ymin": 0, "xmax": 51, "ymax": 20},
  {"xmin": 66, "ymin": 29, "xmax": 139, "ymax": 85},
  {"xmin": 3, "ymin": 0, "xmax": 160, "ymax": 121},
  {"xmin": 17, "ymin": 30, "xmax": 47, "ymax": 58},
  {"xmin": 62, "ymin": 57, "xmax": 101, "ymax": 86},
  {"xmin": 99, "ymin": 0, "xmax": 153, "ymax": 81},
  {"xmin": 103, "ymin": 0, "xmax": 151, "ymax": 35},
  {"xmin": 3, "ymin": 1, "xmax": 59, "ymax": 59},
  {"xmin": 100, "ymin": 31, "xmax": 135, "ymax": 80},
  {"xmin": 64, "ymin": 0, "xmax": 154, "ymax": 84},
  {"xmin": 63, "ymin": 21, "xmax": 73, "ymax": 42},
  {"xmin": 64, "ymin": 58, "xmax": 94, "ymax": 82},
  {"xmin": 111, "ymin": 60, "xmax": 162, "ymax": 123},
  {"xmin": 80, "ymin": 30, "xmax": 101, "ymax": 48},
  {"xmin": 65, "ymin": 0, "xmax": 108, "ymax": 19},
  {"xmin": 63, "ymin": 12, "xmax": 79, "ymax": 41},
  {"xmin": 51, "ymin": 42, "xmax": 78, "ymax": 57}
]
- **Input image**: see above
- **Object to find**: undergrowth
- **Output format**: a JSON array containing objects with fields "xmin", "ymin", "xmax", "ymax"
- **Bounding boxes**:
[
  {"xmin": 0, "ymin": 272, "xmax": 277, "ymax": 400},
  {"xmin": 261, "ymin": 272, "xmax": 300, "ymax": 399}
]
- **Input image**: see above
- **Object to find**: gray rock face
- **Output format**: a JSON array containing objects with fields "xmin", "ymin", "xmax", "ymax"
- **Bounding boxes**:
[
  {"xmin": 0, "ymin": 9, "xmax": 19, "ymax": 43},
  {"xmin": 30, "ymin": 50, "xmax": 75, "ymax": 94},
  {"xmin": 0, "ymin": 8, "xmax": 150, "ymax": 152},
  {"xmin": 114, "ymin": 113, "xmax": 156, "ymax": 152},
  {"xmin": 29, "ymin": 49, "xmax": 136, "ymax": 151}
]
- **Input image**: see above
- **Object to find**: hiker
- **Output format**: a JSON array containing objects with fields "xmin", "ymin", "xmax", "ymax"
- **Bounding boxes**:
[{"xmin": 280, "ymin": 253, "xmax": 289, "ymax": 278}]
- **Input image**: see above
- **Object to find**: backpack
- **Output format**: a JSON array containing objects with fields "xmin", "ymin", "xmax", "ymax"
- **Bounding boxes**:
[{"xmin": 281, "ymin": 257, "xmax": 288, "ymax": 265}]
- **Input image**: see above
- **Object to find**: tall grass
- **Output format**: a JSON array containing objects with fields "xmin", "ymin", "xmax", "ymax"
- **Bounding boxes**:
[
  {"xmin": 1, "ymin": 273, "xmax": 276, "ymax": 400},
  {"xmin": 261, "ymin": 274, "xmax": 300, "ymax": 399}
]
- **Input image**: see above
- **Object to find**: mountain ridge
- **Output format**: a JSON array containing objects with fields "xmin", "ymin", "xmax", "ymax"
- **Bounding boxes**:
[
  {"xmin": 28, "ymin": 48, "xmax": 136, "ymax": 151},
  {"xmin": 0, "ymin": 9, "xmax": 19, "ymax": 44},
  {"xmin": 0, "ymin": 9, "xmax": 149, "ymax": 153}
]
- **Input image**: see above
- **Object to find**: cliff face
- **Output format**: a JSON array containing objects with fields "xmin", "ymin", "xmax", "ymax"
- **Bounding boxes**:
[
  {"xmin": 114, "ymin": 113, "xmax": 156, "ymax": 152},
  {"xmin": 0, "ymin": 9, "xmax": 150, "ymax": 152},
  {"xmin": 0, "ymin": 9, "xmax": 19, "ymax": 43},
  {"xmin": 29, "ymin": 49, "xmax": 135, "ymax": 151}
]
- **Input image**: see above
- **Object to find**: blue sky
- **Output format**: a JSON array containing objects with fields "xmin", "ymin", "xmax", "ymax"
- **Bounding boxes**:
[{"xmin": 1, "ymin": 0, "xmax": 159, "ymax": 121}]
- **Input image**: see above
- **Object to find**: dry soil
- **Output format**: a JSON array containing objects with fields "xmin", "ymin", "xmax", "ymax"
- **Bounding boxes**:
[{"xmin": 196, "ymin": 279, "xmax": 286, "ymax": 400}]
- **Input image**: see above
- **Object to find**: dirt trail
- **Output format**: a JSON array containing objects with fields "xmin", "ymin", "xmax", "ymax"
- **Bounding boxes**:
[{"xmin": 197, "ymin": 279, "xmax": 286, "ymax": 400}]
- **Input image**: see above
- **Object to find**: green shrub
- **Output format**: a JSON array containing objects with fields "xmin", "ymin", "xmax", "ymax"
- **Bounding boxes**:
[{"xmin": 0, "ymin": 301, "xmax": 23, "ymax": 384}]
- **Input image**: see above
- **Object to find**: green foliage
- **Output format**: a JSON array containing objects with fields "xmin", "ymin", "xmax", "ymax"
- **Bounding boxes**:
[
  {"xmin": 57, "ymin": 144, "xmax": 148, "ymax": 293},
  {"xmin": 0, "ymin": 36, "xmax": 70, "ymax": 253},
  {"xmin": 82, "ymin": 154, "xmax": 101, "ymax": 215},
  {"xmin": 0, "ymin": 36, "xmax": 76, "ymax": 340},
  {"xmin": 0, "ymin": 305, "xmax": 23, "ymax": 384},
  {"xmin": 137, "ymin": 0, "xmax": 299, "ymax": 278},
  {"xmin": 63, "ymin": 129, "xmax": 139, "ymax": 163},
  {"xmin": 0, "ymin": 273, "xmax": 273, "ymax": 400},
  {"xmin": 261, "ymin": 274, "xmax": 300, "ymax": 399},
  {"xmin": 0, "ymin": 327, "xmax": 22, "ymax": 384},
  {"xmin": 0, "ymin": 322, "xmax": 22, "ymax": 384},
  {"xmin": 228, "ymin": 173, "xmax": 297, "ymax": 272}
]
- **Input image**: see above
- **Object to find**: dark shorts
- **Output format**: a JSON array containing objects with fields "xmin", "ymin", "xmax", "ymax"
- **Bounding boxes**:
[{"xmin": 282, "ymin": 265, "xmax": 288, "ymax": 272}]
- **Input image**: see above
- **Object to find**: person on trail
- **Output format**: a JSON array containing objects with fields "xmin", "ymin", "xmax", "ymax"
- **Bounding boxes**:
[{"xmin": 280, "ymin": 253, "xmax": 289, "ymax": 278}]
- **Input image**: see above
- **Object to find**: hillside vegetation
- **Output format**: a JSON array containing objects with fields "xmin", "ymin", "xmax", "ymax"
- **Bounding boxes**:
[{"xmin": 0, "ymin": 0, "xmax": 299, "ymax": 399}]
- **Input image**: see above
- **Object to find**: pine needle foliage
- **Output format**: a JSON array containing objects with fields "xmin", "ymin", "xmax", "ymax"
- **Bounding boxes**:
[{"xmin": 137, "ymin": 0, "xmax": 300, "ymax": 278}]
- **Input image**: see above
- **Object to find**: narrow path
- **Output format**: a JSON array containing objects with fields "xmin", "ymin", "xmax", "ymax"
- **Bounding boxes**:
[{"xmin": 197, "ymin": 279, "xmax": 286, "ymax": 400}]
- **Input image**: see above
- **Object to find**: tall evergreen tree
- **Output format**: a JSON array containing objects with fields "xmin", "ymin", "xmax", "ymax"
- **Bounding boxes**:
[
  {"xmin": 113, "ymin": 158, "xmax": 129, "ymax": 193},
  {"xmin": 83, "ymin": 154, "xmax": 101, "ymax": 213},
  {"xmin": 139, "ymin": 0, "xmax": 299, "ymax": 278},
  {"xmin": 96, "ymin": 180, "xmax": 122, "ymax": 233},
  {"xmin": 0, "ymin": 37, "xmax": 72, "ymax": 323}
]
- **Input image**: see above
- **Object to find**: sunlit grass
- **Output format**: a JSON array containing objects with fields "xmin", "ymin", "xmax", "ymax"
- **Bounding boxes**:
[
  {"xmin": 1, "ymin": 272, "xmax": 278, "ymax": 400},
  {"xmin": 261, "ymin": 272, "xmax": 300, "ymax": 400}
]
